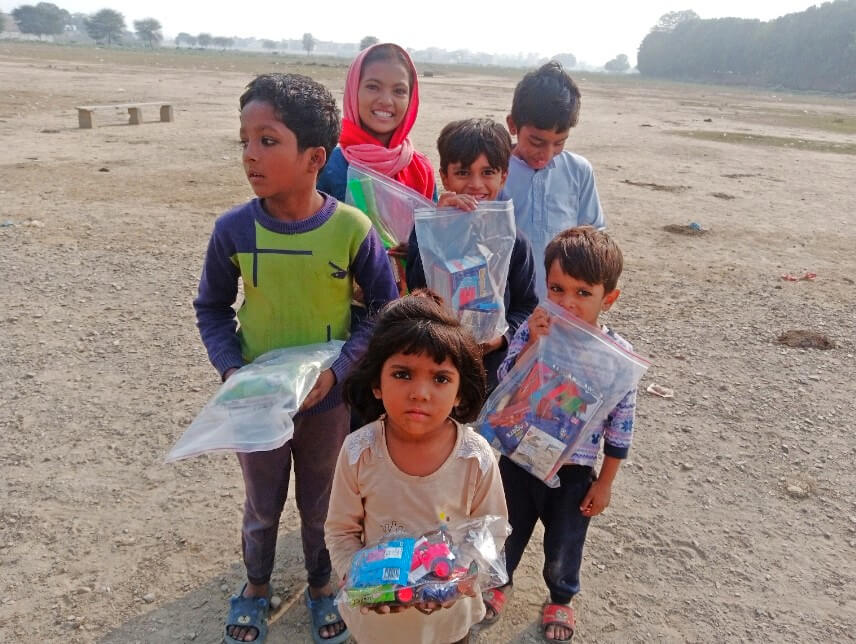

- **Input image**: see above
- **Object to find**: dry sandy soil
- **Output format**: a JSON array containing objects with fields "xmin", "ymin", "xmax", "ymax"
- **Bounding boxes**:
[{"xmin": 1, "ymin": 42, "xmax": 855, "ymax": 644}]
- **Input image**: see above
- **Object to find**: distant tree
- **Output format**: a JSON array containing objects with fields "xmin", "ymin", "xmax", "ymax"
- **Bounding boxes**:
[
  {"xmin": 84, "ymin": 8, "xmax": 125, "ymax": 45},
  {"xmin": 12, "ymin": 2, "xmax": 70, "ymax": 38},
  {"xmin": 133, "ymin": 18, "xmax": 162, "ymax": 48},
  {"xmin": 302, "ymin": 32, "xmax": 314, "ymax": 55},
  {"xmin": 360, "ymin": 35, "xmax": 378, "ymax": 50},
  {"xmin": 551, "ymin": 52, "xmax": 577, "ymax": 69},
  {"xmin": 652, "ymin": 9, "xmax": 700, "ymax": 33},
  {"xmin": 637, "ymin": 2, "xmax": 856, "ymax": 92},
  {"xmin": 604, "ymin": 53, "xmax": 630, "ymax": 72},
  {"xmin": 197, "ymin": 32, "xmax": 212, "ymax": 48},
  {"xmin": 261, "ymin": 38, "xmax": 277, "ymax": 49},
  {"xmin": 212, "ymin": 35, "xmax": 234, "ymax": 49},
  {"xmin": 175, "ymin": 32, "xmax": 196, "ymax": 47}
]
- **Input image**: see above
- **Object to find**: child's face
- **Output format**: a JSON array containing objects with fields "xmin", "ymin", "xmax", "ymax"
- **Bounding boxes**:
[
  {"xmin": 506, "ymin": 117, "xmax": 569, "ymax": 170},
  {"xmin": 440, "ymin": 153, "xmax": 507, "ymax": 201},
  {"xmin": 373, "ymin": 351, "xmax": 461, "ymax": 439},
  {"xmin": 545, "ymin": 260, "xmax": 619, "ymax": 326},
  {"xmin": 240, "ymin": 100, "xmax": 316, "ymax": 202},
  {"xmin": 358, "ymin": 60, "xmax": 411, "ymax": 146}
]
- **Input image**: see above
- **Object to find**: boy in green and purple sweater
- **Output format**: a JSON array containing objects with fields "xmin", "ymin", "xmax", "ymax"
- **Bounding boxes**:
[{"xmin": 193, "ymin": 73, "xmax": 398, "ymax": 644}]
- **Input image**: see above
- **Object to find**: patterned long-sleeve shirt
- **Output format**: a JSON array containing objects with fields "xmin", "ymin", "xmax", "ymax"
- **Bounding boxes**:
[{"xmin": 498, "ymin": 320, "xmax": 637, "ymax": 466}]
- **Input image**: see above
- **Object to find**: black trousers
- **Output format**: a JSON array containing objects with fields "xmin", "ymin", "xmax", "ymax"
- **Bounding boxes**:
[{"xmin": 499, "ymin": 456, "xmax": 595, "ymax": 604}]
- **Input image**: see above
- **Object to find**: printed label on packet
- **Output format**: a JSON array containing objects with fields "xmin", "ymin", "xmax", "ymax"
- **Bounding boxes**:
[{"xmin": 384, "ymin": 547, "xmax": 403, "ymax": 559}]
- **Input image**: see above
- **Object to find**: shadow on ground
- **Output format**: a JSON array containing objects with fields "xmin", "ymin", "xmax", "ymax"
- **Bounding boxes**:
[{"xmin": 100, "ymin": 530, "xmax": 325, "ymax": 644}]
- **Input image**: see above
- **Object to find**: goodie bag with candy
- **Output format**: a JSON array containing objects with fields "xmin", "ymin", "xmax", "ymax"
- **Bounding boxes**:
[
  {"xmin": 476, "ymin": 299, "xmax": 650, "ymax": 486},
  {"xmin": 338, "ymin": 515, "xmax": 510, "ymax": 608},
  {"xmin": 413, "ymin": 201, "xmax": 516, "ymax": 344},
  {"xmin": 166, "ymin": 341, "xmax": 344, "ymax": 462}
]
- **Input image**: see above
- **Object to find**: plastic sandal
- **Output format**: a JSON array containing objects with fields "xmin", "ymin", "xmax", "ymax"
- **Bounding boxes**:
[
  {"xmin": 541, "ymin": 603, "xmax": 575, "ymax": 642},
  {"xmin": 304, "ymin": 587, "xmax": 350, "ymax": 644},
  {"xmin": 224, "ymin": 583, "xmax": 271, "ymax": 644},
  {"xmin": 479, "ymin": 585, "xmax": 511, "ymax": 628}
]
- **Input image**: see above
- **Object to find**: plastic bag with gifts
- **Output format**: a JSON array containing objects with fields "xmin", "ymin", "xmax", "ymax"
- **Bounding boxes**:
[
  {"xmin": 338, "ymin": 515, "xmax": 510, "ymax": 608},
  {"xmin": 165, "ymin": 341, "xmax": 344, "ymax": 462},
  {"xmin": 346, "ymin": 163, "xmax": 434, "ymax": 248},
  {"xmin": 476, "ymin": 299, "xmax": 650, "ymax": 486},
  {"xmin": 413, "ymin": 201, "xmax": 516, "ymax": 344}
]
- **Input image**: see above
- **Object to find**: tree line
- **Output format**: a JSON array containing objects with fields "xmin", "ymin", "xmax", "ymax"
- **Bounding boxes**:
[
  {"xmin": 637, "ymin": 2, "xmax": 856, "ymax": 92},
  {"xmin": 8, "ymin": 2, "xmax": 163, "ymax": 47}
]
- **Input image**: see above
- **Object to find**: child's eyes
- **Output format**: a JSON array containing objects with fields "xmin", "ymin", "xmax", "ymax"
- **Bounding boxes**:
[
  {"xmin": 238, "ymin": 140, "xmax": 248, "ymax": 149},
  {"xmin": 261, "ymin": 136, "xmax": 277, "ymax": 146},
  {"xmin": 454, "ymin": 170, "xmax": 470, "ymax": 177},
  {"xmin": 394, "ymin": 87, "xmax": 409, "ymax": 97},
  {"xmin": 434, "ymin": 374, "xmax": 451, "ymax": 384},
  {"xmin": 483, "ymin": 169, "xmax": 497, "ymax": 176},
  {"xmin": 391, "ymin": 370, "xmax": 410, "ymax": 380},
  {"xmin": 549, "ymin": 285, "xmax": 563, "ymax": 293},
  {"xmin": 577, "ymin": 289, "xmax": 592, "ymax": 297}
]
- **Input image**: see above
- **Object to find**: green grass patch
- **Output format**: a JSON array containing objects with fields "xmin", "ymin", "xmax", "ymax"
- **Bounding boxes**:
[
  {"xmin": 735, "ymin": 108, "xmax": 856, "ymax": 135},
  {"xmin": 673, "ymin": 130, "xmax": 856, "ymax": 155}
]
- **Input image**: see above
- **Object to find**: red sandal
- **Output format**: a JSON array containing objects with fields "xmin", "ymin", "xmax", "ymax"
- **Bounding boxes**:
[
  {"xmin": 541, "ymin": 603, "xmax": 575, "ymax": 642},
  {"xmin": 478, "ymin": 585, "xmax": 511, "ymax": 628}
]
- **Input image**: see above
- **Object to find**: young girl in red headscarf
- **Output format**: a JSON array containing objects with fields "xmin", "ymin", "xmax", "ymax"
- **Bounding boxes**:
[{"xmin": 317, "ymin": 42, "xmax": 436, "ymax": 202}]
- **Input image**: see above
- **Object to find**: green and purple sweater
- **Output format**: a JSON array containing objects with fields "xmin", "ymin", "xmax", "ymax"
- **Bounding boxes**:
[{"xmin": 193, "ymin": 194, "xmax": 398, "ymax": 413}]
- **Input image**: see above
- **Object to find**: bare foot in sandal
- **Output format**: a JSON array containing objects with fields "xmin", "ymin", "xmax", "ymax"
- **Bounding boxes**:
[
  {"xmin": 542, "ymin": 603, "xmax": 575, "ymax": 642},
  {"xmin": 480, "ymin": 583, "xmax": 511, "ymax": 627}
]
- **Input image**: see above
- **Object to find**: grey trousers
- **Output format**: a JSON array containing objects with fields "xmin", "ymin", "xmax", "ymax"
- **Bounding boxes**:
[{"xmin": 237, "ymin": 402, "xmax": 349, "ymax": 587}]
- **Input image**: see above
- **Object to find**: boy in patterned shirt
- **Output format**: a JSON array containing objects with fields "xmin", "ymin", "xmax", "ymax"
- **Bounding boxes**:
[{"xmin": 480, "ymin": 227, "xmax": 637, "ymax": 643}]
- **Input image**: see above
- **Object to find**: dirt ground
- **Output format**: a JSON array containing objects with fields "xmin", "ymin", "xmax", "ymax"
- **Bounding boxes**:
[{"xmin": 1, "ymin": 42, "xmax": 855, "ymax": 643}]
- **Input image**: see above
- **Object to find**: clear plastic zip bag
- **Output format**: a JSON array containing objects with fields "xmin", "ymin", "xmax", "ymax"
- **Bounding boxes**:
[
  {"xmin": 413, "ymin": 201, "xmax": 516, "ymax": 344},
  {"xmin": 476, "ymin": 300, "xmax": 650, "ymax": 486},
  {"xmin": 337, "ymin": 515, "xmax": 510, "ymax": 608},
  {"xmin": 346, "ymin": 163, "xmax": 434, "ymax": 248},
  {"xmin": 165, "ymin": 341, "xmax": 344, "ymax": 462}
]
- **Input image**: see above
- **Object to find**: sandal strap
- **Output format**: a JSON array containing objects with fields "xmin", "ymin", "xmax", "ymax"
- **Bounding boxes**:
[
  {"xmin": 483, "ymin": 587, "xmax": 508, "ymax": 613},
  {"xmin": 542, "ymin": 603, "xmax": 575, "ymax": 628}
]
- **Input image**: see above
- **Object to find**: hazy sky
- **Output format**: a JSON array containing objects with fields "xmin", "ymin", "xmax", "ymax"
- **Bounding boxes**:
[{"xmin": 1, "ymin": 0, "xmax": 819, "ymax": 65}]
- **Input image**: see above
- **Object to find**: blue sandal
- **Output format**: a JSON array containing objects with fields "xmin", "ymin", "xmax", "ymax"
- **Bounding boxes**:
[
  {"xmin": 224, "ymin": 583, "xmax": 271, "ymax": 643},
  {"xmin": 304, "ymin": 587, "xmax": 350, "ymax": 644}
]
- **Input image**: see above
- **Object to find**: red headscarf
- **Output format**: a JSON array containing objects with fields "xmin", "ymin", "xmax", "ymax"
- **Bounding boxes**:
[{"xmin": 339, "ymin": 43, "xmax": 436, "ymax": 200}]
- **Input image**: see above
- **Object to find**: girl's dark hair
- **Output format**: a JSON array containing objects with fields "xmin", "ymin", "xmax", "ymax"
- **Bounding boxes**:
[
  {"xmin": 345, "ymin": 294, "xmax": 486, "ymax": 423},
  {"xmin": 360, "ymin": 44, "xmax": 415, "ymax": 92},
  {"xmin": 437, "ymin": 118, "xmax": 512, "ymax": 174},
  {"xmin": 510, "ymin": 61, "xmax": 581, "ymax": 132},
  {"xmin": 239, "ymin": 73, "xmax": 340, "ymax": 163}
]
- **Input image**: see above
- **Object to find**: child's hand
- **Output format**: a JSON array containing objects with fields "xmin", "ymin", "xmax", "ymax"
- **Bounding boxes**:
[
  {"xmin": 360, "ymin": 603, "xmax": 410, "ymax": 615},
  {"xmin": 300, "ymin": 368, "xmax": 336, "ymax": 411},
  {"xmin": 480, "ymin": 335, "xmax": 505, "ymax": 356},
  {"xmin": 414, "ymin": 599, "xmax": 458, "ymax": 615},
  {"xmin": 524, "ymin": 307, "xmax": 552, "ymax": 351},
  {"xmin": 580, "ymin": 478, "xmax": 612, "ymax": 517},
  {"xmin": 437, "ymin": 192, "xmax": 478, "ymax": 211}
]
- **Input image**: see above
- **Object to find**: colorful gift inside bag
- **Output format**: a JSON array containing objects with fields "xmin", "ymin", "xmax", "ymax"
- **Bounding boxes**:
[
  {"xmin": 338, "ymin": 515, "xmax": 510, "ymax": 608},
  {"xmin": 413, "ymin": 201, "xmax": 516, "ymax": 344},
  {"xmin": 476, "ymin": 300, "xmax": 650, "ymax": 486},
  {"xmin": 346, "ymin": 163, "xmax": 434, "ymax": 249},
  {"xmin": 165, "ymin": 341, "xmax": 344, "ymax": 462}
]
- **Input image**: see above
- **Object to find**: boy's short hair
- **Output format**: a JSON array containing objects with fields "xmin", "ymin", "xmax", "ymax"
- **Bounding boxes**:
[
  {"xmin": 511, "ymin": 61, "xmax": 581, "ymax": 132},
  {"xmin": 239, "ymin": 73, "xmax": 340, "ymax": 163},
  {"xmin": 544, "ymin": 226, "xmax": 623, "ymax": 293},
  {"xmin": 436, "ymin": 118, "xmax": 513, "ymax": 174}
]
